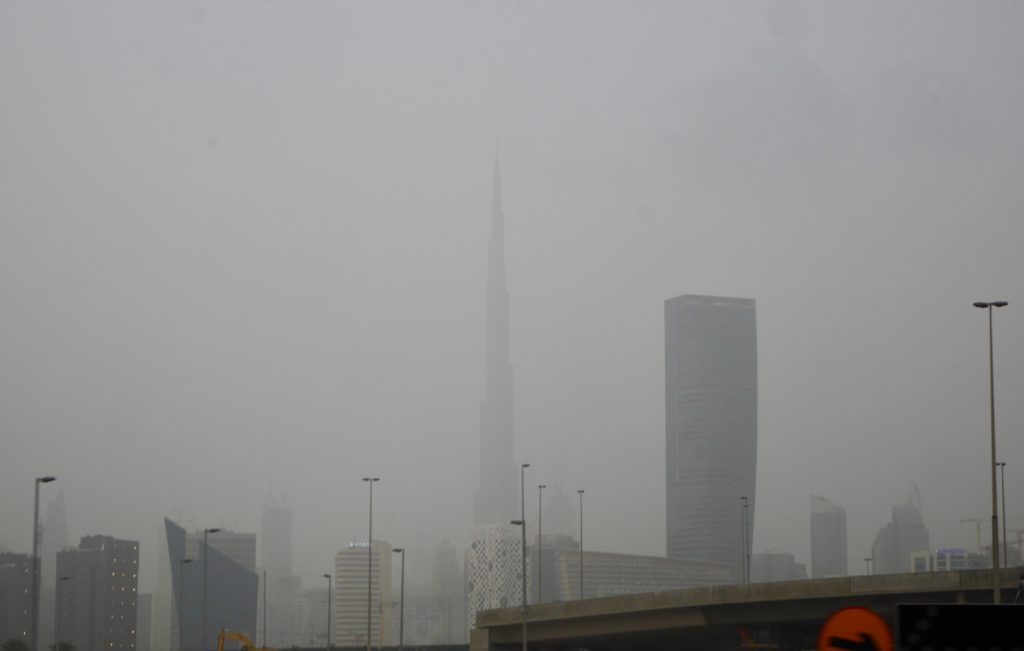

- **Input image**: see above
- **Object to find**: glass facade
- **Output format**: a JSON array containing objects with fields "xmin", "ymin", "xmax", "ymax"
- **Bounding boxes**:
[{"xmin": 665, "ymin": 294, "xmax": 757, "ymax": 582}]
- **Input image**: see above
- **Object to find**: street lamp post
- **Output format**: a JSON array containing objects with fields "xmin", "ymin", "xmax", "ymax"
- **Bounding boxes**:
[
  {"xmin": 202, "ymin": 527, "xmax": 221, "ymax": 651},
  {"xmin": 392, "ymin": 549, "xmax": 405, "ymax": 651},
  {"xmin": 741, "ymin": 497, "xmax": 750, "ymax": 586},
  {"xmin": 519, "ymin": 464, "xmax": 529, "ymax": 604},
  {"xmin": 999, "ymin": 462, "xmax": 1008, "ymax": 567},
  {"xmin": 974, "ymin": 300, "xmax": 1008, "ymax": 603},
  {"xmin": 510, "ymin": 521, "xmax": 527, "ymax": 651},
  {"xmin": 323, "ymin": 573, "xmax": 332, "ymax": 651},
  {"xmin": 863, "ymin": 557, "xmax": 872, "ymax": 576},
  {"xmin": 179, "ymin": 558, "xmax": 193, "ymax": 651},
  {"xmin": 577, "ymin": 489, "xmax": 584, "ymax": 599},
  {"xmin": 31, "ymin": 476, "xmax": 56, "ymax": 651},
  {"xmin": 262, "ymin": 570, "xmax": 267, "ymax": 648},
  {"xmin": 362, "ymin": 477, "xmax": 379, "ymax": 651},
  {"xmin": 537, "ymin": 485, "xmax": 546, "ymax": 604}
]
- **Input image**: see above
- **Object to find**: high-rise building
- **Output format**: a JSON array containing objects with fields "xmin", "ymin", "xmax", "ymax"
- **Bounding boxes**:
[
  {"xmin": 465, "ymin": 525, "xmax": 524, "ymax": 631},
  {"xmin": 665, "ymin": 294, "xmax": 757, "ymax": 582},
  {"xmin": 466, "ymin": 152, "xmax": 520, "ymax": 634},
  {"xmin": 150, "ymin": 524, "xmax": 172, "ymax": 651},
  {"xmin": 810, "ymin": 495, "xmax": 848, "ymax": 578},
  {"xmin": 165, "ymin": 519, "xmax": 257, "ymax": 651},
  {"xmin": 294, "ymin": 587, "xmax": 328, "ymax": 648},
  {"xmin": 871, "ymin": 498, "xmax": 930, "ymax": 575},
  {"xmin": 185, "ymin": 531, "xmax": 255, "ymax": 574},
  {"xmin": 55, "ymin": 535, "xmax": 140, "ymax": 651},
  {"xmin": 136, "ymin": 594, "xmax": 152, "ymax": 651},
  {"xmin": 750, "ymin": 552, "xmax": 807, "ymax": 583},
  {"xmin": 260, "ymin": 505, "xmax": 291, "ymax": 575},
  {"xmin": 258, "ymin": 504, "xmax": 301, "ymax": 648},
  {"xmin": 431, "ymin": 539, "xmax": 464, "ymax": 643},
  {"xmin": 333, "ymin": 542, "xmax": 391, "ymax": 648},
  {"xmin": 474, "ymin": 152, "xmax": 516, "ymax": 526},
  {"xmin": 40, "ymin": 492, "xmax": 68, "ymax": 590},
  {"xmin": 0, "ymin": 552, "xmax": 32, "ymax": 644}
]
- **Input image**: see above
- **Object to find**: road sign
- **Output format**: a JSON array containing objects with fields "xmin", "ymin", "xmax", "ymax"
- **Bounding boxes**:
[{"xmin": 817, "ymin": 606, "xmax": 892, "ymax": 651}]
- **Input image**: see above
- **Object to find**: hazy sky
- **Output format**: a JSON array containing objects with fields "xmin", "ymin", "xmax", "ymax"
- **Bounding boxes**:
[{"xmin": 2, "ymin": 1, "xmax": 1023, "ymax": 593}]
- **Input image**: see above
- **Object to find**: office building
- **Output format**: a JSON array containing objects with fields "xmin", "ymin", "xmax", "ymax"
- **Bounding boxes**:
[
  {"xmin": 534, "ymin": 535, "xmax": 732, "ymax": 600},
  {"xmin": 0, "ymin": 552, "xmax": 32, "ymax": 644},
  {"xmin": 334, "ymin": 541, "xmax": 391, "ymax": 647},
  {"xmin": 750, "ymin": 552, "xmax": 807, "ymax": 583},
  {"xmin": 431, "ymin": 539, "xmax": 464, "ymax": 643},
  {"xmin": 185, "ymin": 531, "xmax": 255, "ymax": 574},
  {"xmin": 910, "ymin": 548, "xmax": 988, "ymax": 573},
  {"xmin": 466, "ymin": 525, "xmax": 524, "ymax": 631},
  {"xmin": 665, "ymin": 294, "xmax": 757, "ymax": 582},
  {"xmin": 871, "ymin": 498, "xmax": 930, "ymax": 575},
  {"xmin": 294, "ymin": 587, "xmax": 328, "ymax": 648},
  {"xmin": 258, "ymin": 504, "xmax": 301, "ymax": 648},
  {"xmin": 40, "ymin": 492, "xmax": 68, "ymax": 591},
  {"xmin": 55, "ymin": 535, "xmax": 139, "ymax": 651},
  {"xmin": 810, "ymin": 495, "xmax": 848, "ymax": 578},
  {"xmin": 136, "ymin": 594, "xmax": 152, "ymax": 651},
  {"xmin": 165, "ymin": 519, "xmax": 257, "ymax": 650}
]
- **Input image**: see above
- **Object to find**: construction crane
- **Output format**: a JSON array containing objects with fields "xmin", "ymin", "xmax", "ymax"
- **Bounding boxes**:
[
  {"xmin": 960, "ymin": 518, "xmax": 983, "ymax": 553},
  {"xmin": 217, "ymin": 629, "xmax": 274, "ymax": 651}
]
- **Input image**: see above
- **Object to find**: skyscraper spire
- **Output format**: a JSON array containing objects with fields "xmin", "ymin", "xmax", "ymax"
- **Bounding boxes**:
[{"xmin": 474, "ymin": 149, "xmax": 516, "ymax": 525}]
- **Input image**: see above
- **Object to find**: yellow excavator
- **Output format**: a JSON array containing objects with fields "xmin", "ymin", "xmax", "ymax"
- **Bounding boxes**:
[{"xmin": 216, "ymin": 629, "xmax": 275, "ymax": 651}]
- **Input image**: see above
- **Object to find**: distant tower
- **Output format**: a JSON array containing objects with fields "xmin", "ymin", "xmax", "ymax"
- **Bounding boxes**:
[
  {"xmin": 810, "ymin": 495, "xmax": 848, "ymax": 578},
  {"xmin": 474, "ymin": 151, "xmax": 516, "ymax": 525},
  {"xmin": 665, "ymin": 294, "xmax": 757, "ymax": 582},
  {"xmin": 260, "ymin": 504, "xmax": 292, "ymax": 575},
  {"xmin": 467, "ymin": 151, "xmax": 520, "ymax": 633},
  {"xmin": 41, "ymin": 491, "xmax": 69, "ymax": 589},
  {"xmin": 871, "ymin": 496, "xmax": 930, "ymax": 575}
]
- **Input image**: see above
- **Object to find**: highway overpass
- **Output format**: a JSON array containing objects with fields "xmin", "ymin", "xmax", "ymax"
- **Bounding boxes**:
[{"xmin": 470, "ymin": 567, "xmax": 1024, "ymax": 650}]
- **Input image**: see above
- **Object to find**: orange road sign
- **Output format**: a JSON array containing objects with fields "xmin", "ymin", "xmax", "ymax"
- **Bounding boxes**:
[{"xmin": 817, "ymin": 606, "xmax": 893, "ymax": 651}]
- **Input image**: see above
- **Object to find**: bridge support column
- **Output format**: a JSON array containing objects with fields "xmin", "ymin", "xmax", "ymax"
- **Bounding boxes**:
[{"xmin": 469, "ymin": 627, "xmax": 493, "ymax": 651}]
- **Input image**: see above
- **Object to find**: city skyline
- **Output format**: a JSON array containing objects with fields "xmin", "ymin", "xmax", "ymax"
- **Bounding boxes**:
[{"xmin": 2, "ymin": 0, "xmax": 1023, "ymax": 622}]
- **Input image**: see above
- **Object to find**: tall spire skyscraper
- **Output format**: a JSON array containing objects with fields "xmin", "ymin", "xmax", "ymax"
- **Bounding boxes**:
[
  {"xmin": 474, "ymin": 151, "xmax": 516, "ymax": 525},
  {"xmin": 466, "ymin": 152, "xmax": 524, "ymax": 633}
]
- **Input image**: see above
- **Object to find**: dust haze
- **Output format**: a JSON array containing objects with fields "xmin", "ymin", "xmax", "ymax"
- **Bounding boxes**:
[{"xmin": 2, "ymin": 1, "xmax": 1023, "ymax": 593}]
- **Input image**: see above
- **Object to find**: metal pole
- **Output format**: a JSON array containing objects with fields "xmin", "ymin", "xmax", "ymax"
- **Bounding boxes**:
[
  {"xmin": 520, "ymin": 523, "xmax": 527, "ymax": 651},
  {"xmin": 999, "ymin": 462, "xmax": 1008, "ymax": 567},
  {"xmin": 179, "ymin": 558, "xmax": 192, "ymax": 651},
  {"xmin": 537, "ymin": 485, "xmax": 546, "ymax": 604},
  {"xmin": 396, "ymin": 550, "xmax": 405, "ymax": 651},
  {"xmin": 31, "ymin": 476, "xmax": 55, "ymax": 651},
  {"xmin": 741, "ymin": 497, "xmax": 749, "ymax": 585},
  {"xmin": 989, "ymin": 305, "xmax": 1000, "ymax": 601},
  {"xmin": 31, "ymin": 479, "xmax": 41, "ymax": 651},
  {"xmin": 362, "ymin": 477, "xmax": 378, "ymax": 651},
  {"xmin": 323, "ymin": 574, "xmax": 331, "ymax": 651},
  {"xmin": 975, "ymin": 301, "xmax": 1008, "ymax": 602},
  {"xmin": 863, "ymin": 557, "xmax": 871, "ymax": 576},
  {"xmin": 262, "ymin": 570, "xmax": 267, "ymax": 647},
  {"xmin": 577, "ymin": 490, "xmax": 584, "ymax": 599},
  {"xmin": 202, "ymin": 532, "xmax": 208, "ymax": 651}
]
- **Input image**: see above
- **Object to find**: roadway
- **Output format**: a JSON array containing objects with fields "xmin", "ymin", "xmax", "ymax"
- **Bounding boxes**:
[{"xmin": 470, "ymin": 567, "xmax": 1023, "ymax": 650}]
